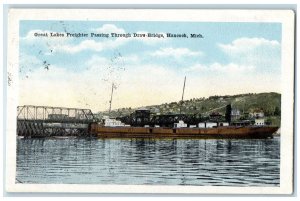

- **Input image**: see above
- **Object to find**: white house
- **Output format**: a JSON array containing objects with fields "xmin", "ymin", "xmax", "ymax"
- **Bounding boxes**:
[
  {"xmin": 255, "ymin": 118, "xmax": 265, "ymax": 126},
  {"xmin": 174, "ymin": 120, "xmax": 187, "ymax": 128},
  {"xmin": 250, "ymin": 110, "xmax": 265, "ymax": 118}
]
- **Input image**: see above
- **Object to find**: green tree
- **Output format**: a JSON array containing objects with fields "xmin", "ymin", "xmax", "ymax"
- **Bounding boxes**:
[{"xmin": 274, "ymin": 106, "xmax": 281, "ymax": 116}]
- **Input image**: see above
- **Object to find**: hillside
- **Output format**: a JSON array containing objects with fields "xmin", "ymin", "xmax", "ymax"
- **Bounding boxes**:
[{"xmin": 98, "ymin": 92, "xmax": 281, "ymax": 126}]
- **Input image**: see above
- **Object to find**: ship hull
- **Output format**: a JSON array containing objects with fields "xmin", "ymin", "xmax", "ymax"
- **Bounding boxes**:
[{"xmin": 90, "ymin": 124, "xmax": 279, "ymax": 139}]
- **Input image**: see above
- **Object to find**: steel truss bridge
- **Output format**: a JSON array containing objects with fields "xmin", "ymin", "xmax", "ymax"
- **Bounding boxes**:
[{"xmin": 17, "ymin": 105, "xmax": 96, "ymax": 138}]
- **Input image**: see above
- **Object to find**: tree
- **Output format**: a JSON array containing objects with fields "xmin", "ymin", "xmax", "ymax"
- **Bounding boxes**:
[{"xmin": 274, "ymin": 106, "xmax": 281, "ymax": 116}]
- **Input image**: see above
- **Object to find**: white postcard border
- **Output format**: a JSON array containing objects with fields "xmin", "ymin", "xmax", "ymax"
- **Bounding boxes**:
[{"xmin": 6, "ymin": 9, "xmax": 295, "ymax": 194}]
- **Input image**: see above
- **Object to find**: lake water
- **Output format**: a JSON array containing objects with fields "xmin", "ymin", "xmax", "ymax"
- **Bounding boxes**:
[{"xmin": 16, "ymin": 136, "xmax": 280, "ymax": 186}]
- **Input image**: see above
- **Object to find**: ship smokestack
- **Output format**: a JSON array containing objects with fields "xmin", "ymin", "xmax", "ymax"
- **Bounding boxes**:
[{"xmin": 225, "ymin": 104, "xmax": 232, "ymax": 124}]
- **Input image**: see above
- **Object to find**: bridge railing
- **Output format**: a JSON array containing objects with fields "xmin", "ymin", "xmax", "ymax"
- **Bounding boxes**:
[{"xmin": 17, "ymin": 105, "xmax": 95, "ymax": 123}]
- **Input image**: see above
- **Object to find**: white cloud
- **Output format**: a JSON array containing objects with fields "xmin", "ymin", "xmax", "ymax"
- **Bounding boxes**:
[
  {"xmin": 93, "ymin": 24, "xmax": 126, "ymax": 34},
  {"xmin": 55, "ymin": 34, "xmax": 168, "ymax": 54},
  {"xmin": 58, "ymin": 40, "xmax": 105, "ymax": 53},
  {"xmin": 218, "ymin": 37, "xmax": 281, "ymax": 72},
  {"xmin": 87, "ymin": 54, "xmax": 139, "ymax": 70},
  {"xmin": 121, "ymin": 55, "xmax": 139, "ymax": 63},
  {"xmin": 55, "ymin": 36, "xmax": 137, "ymax": 54},
  {"xmin": 151, "ymin": 47, "xmax": 203, "ymax": 58},
  {"xmin": 87, "ymin": 55, "xmax": 110, "ymax": 67},
  {"xmin": 185, "ymin": 62, "xmax": 255, "ymax": 74},
  {"xmin": 54, "ymin": 25, "xmax": 168, "ymax": 54},
  {"xmin": 219, "ymin": 37, "xmax": 280, "ymax": 55}
]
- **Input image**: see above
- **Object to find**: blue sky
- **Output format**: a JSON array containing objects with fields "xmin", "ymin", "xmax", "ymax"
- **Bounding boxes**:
[{"xmin": 19, "ymin": 21, "xmax": 282, "ymax": 112}]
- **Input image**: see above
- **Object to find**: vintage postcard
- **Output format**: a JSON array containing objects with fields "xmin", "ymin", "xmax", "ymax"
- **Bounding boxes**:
[{"xmin": 5, "ymin": 9, "xmax": 294, "ymax": 194}]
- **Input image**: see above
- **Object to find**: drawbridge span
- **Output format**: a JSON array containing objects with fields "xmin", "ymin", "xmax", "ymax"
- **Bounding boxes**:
[{"xmin": 17, "ymin": 105, "xmax": 96, "ymax": 138}]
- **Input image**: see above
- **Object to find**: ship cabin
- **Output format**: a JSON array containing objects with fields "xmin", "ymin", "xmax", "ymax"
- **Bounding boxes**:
[
  {"xmin": 209, "ymin": 112, "xmax": 223, "ymax": 121},
  {"xmin": 198, "ymin": 122, "xmax": 217, "ymax": 128},
  {"xmin": 103, "ymin": 116, "xmax": 126, "ymax": 127},
  {"xmin": 231, "ymin": 120, "xmax": 251, "ymax": 127},
  {"xmin": 174, "ymin": 120, "xmax": 187, "ymax": 128},
  {"xmin": 151, "ymin": 114, "xmax": 186, "ymax": 128},
  {"xmin": 218, "ymin": 122, "xmax": 229, "ymax": 127},
  {"xmin": 134, "ymin": 108, "xmax": 151, "ymax": 126}
]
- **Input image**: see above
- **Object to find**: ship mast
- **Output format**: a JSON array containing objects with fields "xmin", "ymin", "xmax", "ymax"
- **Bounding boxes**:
[
  {"xmin": 180, "ymin": 76, "xmax": 186, "ymax": 114},
  {"xmin": 108, "ymin": 82, "xmax": 114, "ymax": 115}
]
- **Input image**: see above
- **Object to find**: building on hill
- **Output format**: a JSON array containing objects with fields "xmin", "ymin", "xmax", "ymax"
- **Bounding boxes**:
[
  {"xmin": 254, "ymin": 118, "xmax": 265, "ymax": 126},
  {"xmin": 209, "ymin": 112, "xmax": 223, "ymax": 121},
  {"xmin": 152, "ymin": 107, "xmax": 160, "ymax": 114},
  {"xmin": 250, "ymin": 109, "xmax": 264, "ymax": 119},
  {"xmin": 231, "ymin": 108, "xmax": 241, "ymax": 120}
]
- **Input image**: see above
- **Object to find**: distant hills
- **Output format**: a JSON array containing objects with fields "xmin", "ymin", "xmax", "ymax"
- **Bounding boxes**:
[{"xmin": 98, "ymin": 92, "xmax": 281, "ymax": 126}]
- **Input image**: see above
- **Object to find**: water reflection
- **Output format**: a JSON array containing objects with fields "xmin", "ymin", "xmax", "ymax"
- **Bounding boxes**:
[{"xmin": 16, "ymin": 137, "xmax": 280, "ymax": 186}]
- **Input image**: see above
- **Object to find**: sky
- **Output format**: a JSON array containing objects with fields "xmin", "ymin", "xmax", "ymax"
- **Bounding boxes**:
[{"xmin": 19, "ymin": 21, "xmax": 282, "ymax": 112}]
